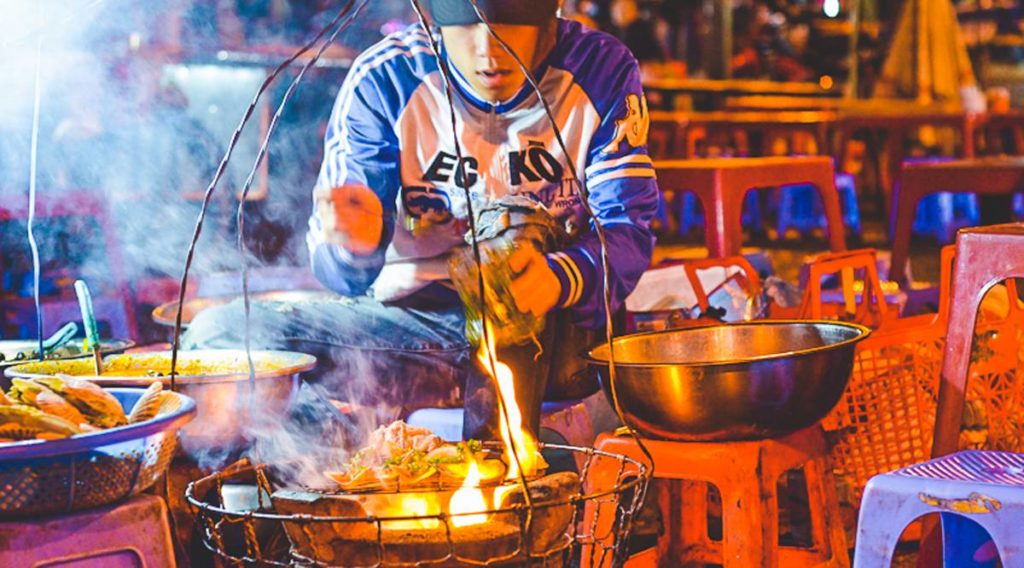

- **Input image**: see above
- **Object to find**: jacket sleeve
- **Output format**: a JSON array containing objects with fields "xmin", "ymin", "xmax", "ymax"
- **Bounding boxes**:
[
  {"xmin": 544, "ymin": 59, "xmax": 659, "ymax": 329},
  {"xmin": 307, "ymin": 62, "xmax": 400, "ymax": 297}
]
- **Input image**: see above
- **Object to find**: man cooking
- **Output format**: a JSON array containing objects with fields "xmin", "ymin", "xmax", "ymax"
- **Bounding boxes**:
[{"xmin": 185, "ymin": 0, "xmax": 659, "ymax": 441}]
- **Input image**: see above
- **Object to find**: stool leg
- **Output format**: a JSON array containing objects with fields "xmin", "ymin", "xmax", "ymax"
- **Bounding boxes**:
[
  {"xmin": 679, "ymin": 480, "xmax": 709, "ymax": 550},
  {"xmin": 804, "ymin": 453, "xmax": 850, "ymax": 566},
  {"xmin": 972, "ymin": 502, "xmax": 1024, "ymax": 565},
  {"xmin": 812, "ymin": 167, "xmax": 846, "ymax": 252},
  {"xmin": 581, "ymin": 451, "xmax": 631, "ymax": 568},
  {"xmin": 852, "ymin": 480, "xmax": 927, "ymax": 568},
  {"xmin": 719, "ymin": 456, "xmax": 776, "ymax": 567}
]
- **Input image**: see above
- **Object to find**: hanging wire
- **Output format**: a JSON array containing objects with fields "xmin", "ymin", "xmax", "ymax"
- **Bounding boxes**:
[
  {"xmin": 462, "ymin": 0, "xmax": 656, "ymax": 479},
  {"xmin": 27, "ymin": 25, "xmax": 45, "ymax": 360},
  {"xmin": 170, "ymin": 0, "xmax": 361, "ymax": 387},
  {"xmin": 235, "ymin": 0, "xmax": 368, "ymax": 393},
  {"xmin": 406, "ymin": 0, "xmax": 537, "ymax": 522}
]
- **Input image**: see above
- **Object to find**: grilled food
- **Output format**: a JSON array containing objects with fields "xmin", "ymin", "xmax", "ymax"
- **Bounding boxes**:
[
  {"xmin": 325, "ymin": 421, "xmax": 506, "ymax": 492},
  {"xmin": 34, "ymin": 375, "xmax": 127, "ymax": 428},
  {"xmin": 0, "ymin": 377, "xmax": 179, "ymax": 446}
]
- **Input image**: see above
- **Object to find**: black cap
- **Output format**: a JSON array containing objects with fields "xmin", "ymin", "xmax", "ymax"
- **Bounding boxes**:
[{"xmin": 428, "ymin": 0, "xmax": 558, "ymax": 26}]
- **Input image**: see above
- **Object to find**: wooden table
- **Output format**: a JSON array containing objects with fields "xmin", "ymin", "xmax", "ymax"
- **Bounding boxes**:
[{"xmin": 655, "ymin": 156, "xmax": 847, "ymax": 257}]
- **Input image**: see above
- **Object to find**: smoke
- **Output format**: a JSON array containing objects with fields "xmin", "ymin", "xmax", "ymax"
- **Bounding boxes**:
[
  {"xmin": 1, "ymin": 1, "xmax": 468, "ymax": 486},
  {"xmin": 0, "ymin": 1, "xmax": 410, "ymax": 335}
]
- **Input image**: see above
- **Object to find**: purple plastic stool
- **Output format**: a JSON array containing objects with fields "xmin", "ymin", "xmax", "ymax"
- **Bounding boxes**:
[
  {"xmin": 0, "ymin": 494, "xmax": 175, "ymax": 567},
  {"xmin": 853, "ymin": 450, "xmax": 1024, "ymax": 567}
]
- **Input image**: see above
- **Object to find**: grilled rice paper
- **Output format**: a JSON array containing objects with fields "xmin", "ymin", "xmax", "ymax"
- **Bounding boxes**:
[
  {"xmin": 325, "ymin": 421, "xmax": 505, "ymax": 492},
  {"xmin": 34, "ymin": 375, "xmax": 127, "ymax": 428}
]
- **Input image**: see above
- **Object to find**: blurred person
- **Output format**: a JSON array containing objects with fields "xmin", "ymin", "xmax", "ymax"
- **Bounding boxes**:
[
  {"xmin": 611, "ymin": 0, "xmax": 666, "ymax": 62},
  {"xmin": 185, "ymin": 0, "xmax": 659, "ymax": 441},
  {"xmin": 563, "ymin": 0, "xmax": 600, "ymax": 29}
]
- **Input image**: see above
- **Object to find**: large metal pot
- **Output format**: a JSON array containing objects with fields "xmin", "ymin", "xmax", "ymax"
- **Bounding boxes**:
[
  {"xmin": 151, "ymin": 290, "xmax": 336, "ymax": 329},
  {"xmin": 586, "ymin": 321, "xmax": 870, "ymax": 441},
  {"xmin": 4, "ymin": 350, "xmax": 316, "ymax": 455}
]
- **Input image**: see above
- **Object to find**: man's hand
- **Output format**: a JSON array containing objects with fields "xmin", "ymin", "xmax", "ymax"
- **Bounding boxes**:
[
  {"xmin": 315, "ymin": 184, "xmax": 384, "ymax": 256},
  {"xmin": 507, "ymin": 247, "xmax": 561, "ymax": 317}
]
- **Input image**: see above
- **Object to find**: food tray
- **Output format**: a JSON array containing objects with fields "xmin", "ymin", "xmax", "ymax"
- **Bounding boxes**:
[{"xmin": 0, "ymin": 388, "xmax": 196, "ymax": 518}]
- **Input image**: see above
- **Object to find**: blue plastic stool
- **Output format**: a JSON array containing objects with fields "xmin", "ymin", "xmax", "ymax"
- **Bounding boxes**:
[
  {"xmin": 911, "ymin": 192, "xmax": 979, "ymax": 243},
  {"xmin": 678, "ymin": 190, "xmax": 763, "ymax": 237},
  {"xmin": 776, "ymin": 172, "xmax": 861, "ymax": 239},
  {"xmin": 853, "ymin": 450, "xmax": 1024, "ymax": 567},
  {"xmin": 897, "ymin": 156, "xmax": 979, "ymax": 244}
]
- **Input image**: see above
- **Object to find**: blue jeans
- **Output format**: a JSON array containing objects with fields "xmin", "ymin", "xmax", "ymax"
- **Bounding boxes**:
[
  {"xmin": 182, "ymin": 283, "xmax": 600, "ymax": 440},
  {"xmin": 182, "ymin": 284, "xmax": 473, "ymax": 423}
]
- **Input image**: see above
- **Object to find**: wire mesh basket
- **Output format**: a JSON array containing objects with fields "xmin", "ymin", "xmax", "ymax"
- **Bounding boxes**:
[
  {"xmin": 0, "ymin": 387, "xmax": 196, "ymax": 518},
  {"xmin": 186, "ymin": 443, "xmax": 650, "ymax": 567}
]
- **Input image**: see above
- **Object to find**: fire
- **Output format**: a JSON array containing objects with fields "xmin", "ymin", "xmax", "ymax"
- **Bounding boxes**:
[
  {"xmin": 389, "ymin": 495, "xmax": 440, "ymax": 530},
  {"xmin": 449, "ymin": 460, "xmax": 488, "ymax": 527},
  {"xmin": 477, "ymin": 323, "xmax": 541, "ymax": 480}
]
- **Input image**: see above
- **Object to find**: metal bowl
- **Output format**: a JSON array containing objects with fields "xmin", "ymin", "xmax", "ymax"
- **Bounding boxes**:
[
  {"xmin": 4, "ymin": 350, "xmax": 316, "ymax": 456},
  {"xmin": 586, "ymin": 321, "xmax": 870, "ymax": 441},
  {"xmin": 152, "ymin": 290, "xmax": 336, "ymax": 328},
  {"xmin": 0, "ymin": 388, "xmax": 196, "ymax": 518}
]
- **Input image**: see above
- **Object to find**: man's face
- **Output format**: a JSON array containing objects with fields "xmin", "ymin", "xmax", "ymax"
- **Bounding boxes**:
[{"xmin": 441, "ymin": 23, "xmax": 549, "ymax": 102}]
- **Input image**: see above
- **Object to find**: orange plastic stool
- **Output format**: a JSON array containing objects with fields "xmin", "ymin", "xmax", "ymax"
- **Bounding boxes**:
[
  {"xmin": 656, "ymin": 156, "xmax": 847, "ymax": 257},
  {"xmin": 582, "ymin": 427, "xmax": 848, "ymax": 567}
]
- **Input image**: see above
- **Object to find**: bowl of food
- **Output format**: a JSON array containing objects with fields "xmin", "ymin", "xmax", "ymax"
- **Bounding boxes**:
[
  {"xmin": 586, "ymin": 321, "xmax": 870, "ymax": 441},
  {"xmin": 4, "ymin": 350, "xmax": 316, "ymax": 455},
  {"xmin": 0, "ymin": 379, "xmax": 196, "ymax": 517},
  {"xmin": 0, "ymin": 338, "xmax": 134, "ymax": 370}
]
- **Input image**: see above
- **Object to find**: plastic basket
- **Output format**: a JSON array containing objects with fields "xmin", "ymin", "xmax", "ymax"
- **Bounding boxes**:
[{"xmin": 822, "ymin": 246, "xmax": 1024, "ymax": 502}]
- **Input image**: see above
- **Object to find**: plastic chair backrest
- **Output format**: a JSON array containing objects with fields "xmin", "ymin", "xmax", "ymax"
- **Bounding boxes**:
[
  {"xmin": 798, "ymin": 248, "xmax": 892, "ymax": 327},
  {"xmin": 681, "ymin": 255, "xmax": 762, "ymax": 316}
]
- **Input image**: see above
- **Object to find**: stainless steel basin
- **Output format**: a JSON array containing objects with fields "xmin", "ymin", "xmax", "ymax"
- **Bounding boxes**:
[{"xmin": 586, "ymin": 321, "xmax": 870, "ymax": 441}]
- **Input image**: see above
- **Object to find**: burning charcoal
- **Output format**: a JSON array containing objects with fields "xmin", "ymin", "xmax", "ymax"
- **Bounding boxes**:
[
  {"xmin": 272, "ymin": 488, "xmax": 520, "ymax": 566},
  {"xmin": 498, "ymin": 471, "xmax": 581, "ymax": 554}
]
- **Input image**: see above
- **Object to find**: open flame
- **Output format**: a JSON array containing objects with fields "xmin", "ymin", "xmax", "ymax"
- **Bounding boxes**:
[
  {"xmin": 477, "ymin": 322, "xmax": 542, "ymax": 480},
  {"xmin": 449, "ymin": 460, "xmax": 488, "ymax": 527},
  {"xmin": 390, "ymin": 495, "xmax": 440, "ymax": 530}
]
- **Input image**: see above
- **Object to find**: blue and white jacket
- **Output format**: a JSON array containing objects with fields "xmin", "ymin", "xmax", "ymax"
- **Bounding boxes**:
[{"xmin": 308, "ymin": 19, "xmax": 659, "ymax": 329}]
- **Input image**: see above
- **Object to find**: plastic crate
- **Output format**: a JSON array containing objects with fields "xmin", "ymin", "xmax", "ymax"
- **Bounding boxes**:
[{"xmin": 824, "ymin": 246, "xmax": 1024, "ymax": 502}]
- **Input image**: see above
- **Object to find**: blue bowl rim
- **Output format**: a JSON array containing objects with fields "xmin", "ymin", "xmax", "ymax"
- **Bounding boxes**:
[{"xmin": 0, "ymin": 387, "xmax": 197, "ymax": 462}]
